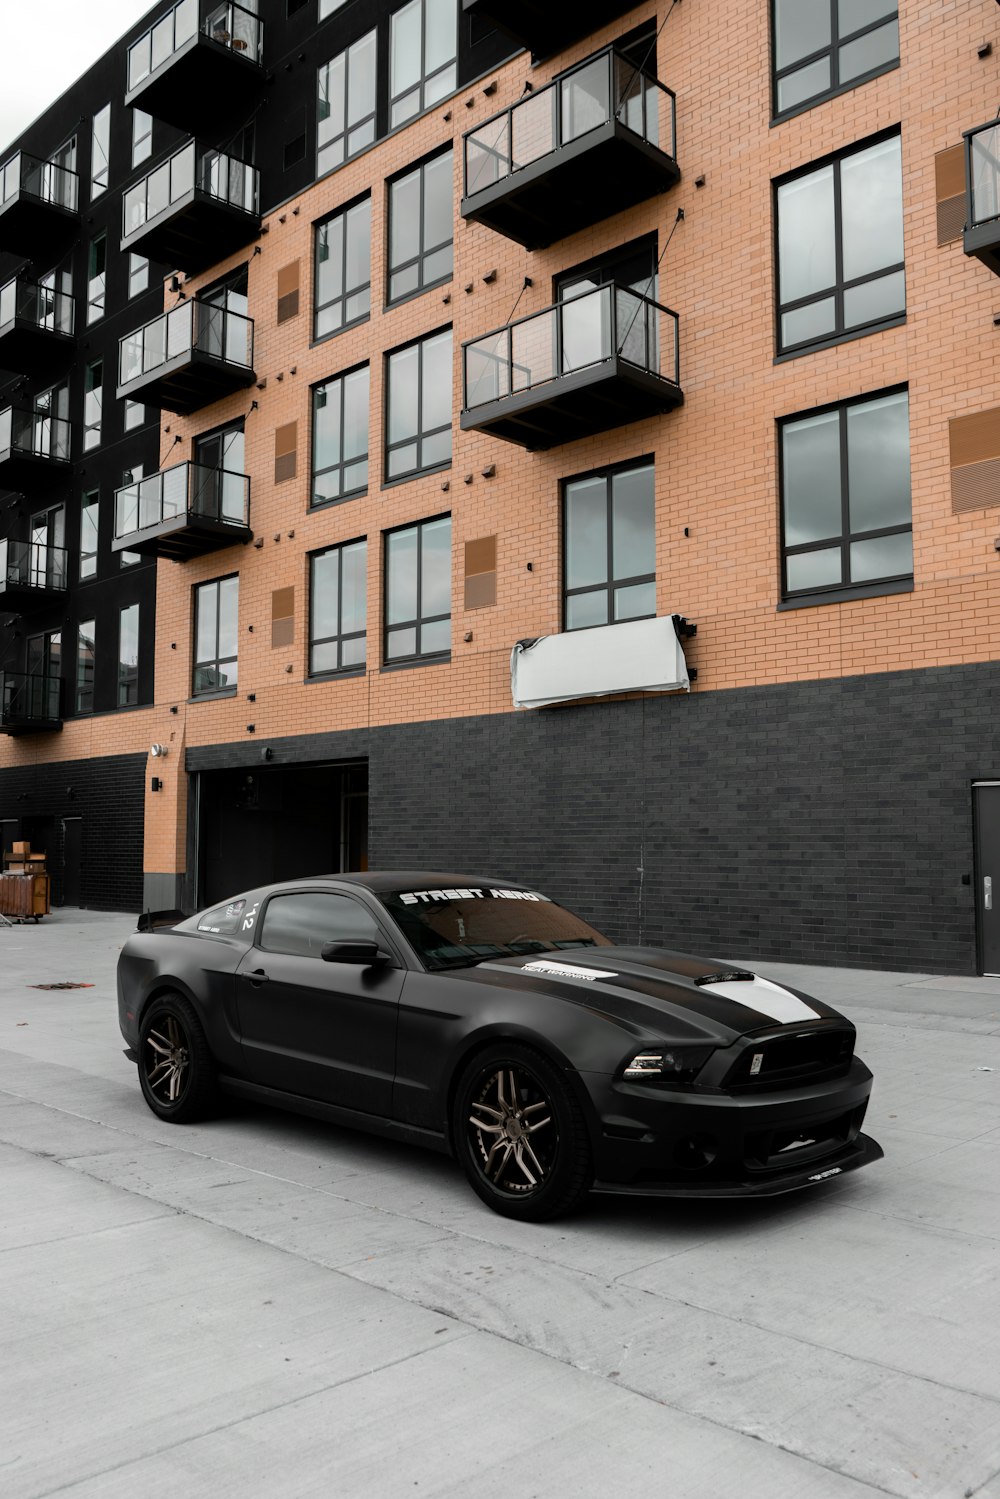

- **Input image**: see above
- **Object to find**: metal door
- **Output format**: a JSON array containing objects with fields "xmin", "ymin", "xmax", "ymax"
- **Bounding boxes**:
[{"xmin": 974, "ymin": 782, "xmax": 1000, "ymax": 974}]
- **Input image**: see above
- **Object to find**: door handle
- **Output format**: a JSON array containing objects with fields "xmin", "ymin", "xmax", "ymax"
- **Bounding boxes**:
[
  {"xmin": 246, "ymin": 968, "xmax": 270, "ymax": 986},
  {"xmin": 986, "ymin": 876, "xmax": 993, "ymax": 912}
]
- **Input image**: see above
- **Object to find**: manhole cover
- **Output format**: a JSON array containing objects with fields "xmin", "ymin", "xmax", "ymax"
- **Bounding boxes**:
[{"xmin": 29, "ymin": 982, "xmax": 95, "ymax": 990}]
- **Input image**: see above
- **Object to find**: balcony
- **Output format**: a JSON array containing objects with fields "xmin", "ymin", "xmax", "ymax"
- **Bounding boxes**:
[
  {"xmin": 113, "ymin": 461, "xmax": 251, "ymax": 560},
  {"xmin": 0, "ymin": 539, "xmax": 68, "ymax": 612},
  {"xmin": 117, "ymin": 299, "xmax": 255, "ymax": 414},
  {"xmin": 0, "ymin": 406, "xmax": 72, "ymax": 489},
  {"xmin": 0, "ymin": 672, "xmax": 61, "ymax": 735},
  {"xmin": 462, "ymin": 0, "xmax": 638, "ymax": 60},
  {"xmin": 0, "ymin": 152, "xmax": 79, "ymax": 258},
  {"xmin": 125, "ymin": 0, "xmax": 265, "ymax": 135},
  {"xmin": 0, "ymin": 276, "xmax": 74, "ymax": 377},
  {"xmin": 462, "ymin": 284, "xmax": 682, "ymax": 450},
  {"xmin": 463, "ymin": 47, "xmax": 678, "ymax": 248},
  {"xmin": 964, "ymin": 119, "xmax": 1000, "ymax": 275},
  {"xmin": 122, "ymin": 140, "xmax": 260, "ymax": 274}
]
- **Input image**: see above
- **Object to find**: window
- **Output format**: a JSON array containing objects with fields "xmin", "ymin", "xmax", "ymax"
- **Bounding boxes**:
[
  {"xmin": 120, "ymin": 464, "xmax": 142, "ymax": 568},
  {"xmin": 319, "ymin": 0, "xmax": 347, "ymax": 18},
  {"xmin": 194, "ymin": 422, "xmax": 246, "ymax": 523},
  {"xmin": 780, "ymin": 388, "xmax": 912, "ymax": 600},
  {"xmin": 317, "ymin": 30, "xmax": 377, "ymax": 177},
  {"xmin": 776, "ymin": 134, "xmax": 904, "ymax": 356},
  {"xmin": 87, "ymin": 234, "xmax": 106, "ymax": 324},
  {"xmin": 131, "ymin": 109, "xmax": 152, "ymax": 168},
  {"xmin": 80, "ymin": 491, "xmax": 99, "ymax": 580},
  {"xmin": 772, "ymin": 0, "xmax": 899, "ymax": 118},
  {"xmin": 385, "ymin": 328, "xmax": 452, "ymax": 481},
  {"xmin": 312, "ymin": 366, "xmax": 369, "ymax": 505},
  {"xmin": 76, "ymin": 620, "xmax": 95, "ymax": 714},
  {"xmin": 314, "ymin": 197, "xmax": 371, "ymax": 338},
  {"xmin": 129, "ymin": 254, "xmax": 149, "ymax": 299},
  {"xmin": 90, "ymin": 104, "xmax": 110, "ymax": 198},
  {"xmin": 259, "ymin": 891, "xmax": 380, "ymax": 957},
  {"xmin": 388, "ymin": 149, "xmax": 453, "ymax": 304},
  {"xmin": 84, "ymin": 362, "xmax": 103, "ymax": 452},
  {"xmin": 118, "ymin": 603, "xmax": 139, "ymax": 707},
  {"xmin": 124, "ymin": 400, "xmax": 146, "ymax": 432},
  {"xmin": 193, "ymin": 575, "xmax": 239, "ymax": 694},
  {"xmin": 390, "ymin": 0, "xmax": 456, "ymax": 128},
  {"xmin": 563, "ymin": 461, "xmax": 656, "ymax": 630},
  {"xmin": 310, "ymin": 539, "xmax": 367, "ymax": 674},
  {"xmin": 384, "ymin": 514, "xmax": 451, "ymax": 662}
]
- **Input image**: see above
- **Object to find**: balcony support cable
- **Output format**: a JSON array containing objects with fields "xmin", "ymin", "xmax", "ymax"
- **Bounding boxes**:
[
  {"xmin": 615, "ymin": 205, "xmax": 684, "ymax": 358},
  {"xmin": 612, "ymin": 0, "xmax": 681, "ymax": 126}
]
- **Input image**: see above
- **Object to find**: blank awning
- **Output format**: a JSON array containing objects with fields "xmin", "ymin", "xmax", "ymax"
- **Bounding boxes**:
[{"xmin": 511, "ymin": 615, "xmax": 693, "ymax": 710}]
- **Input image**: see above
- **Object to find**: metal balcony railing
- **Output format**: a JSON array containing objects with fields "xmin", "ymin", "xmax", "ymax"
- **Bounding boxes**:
[
  {"xmin": 0, "ymin": 276, "xmax": 74, "ymax": 337},
  {"xmin": 123, "ymin": 139, "xmax": 258, "ymax": 240},
  {"xmin": 127, "ymin": 0, "xmax": 264, "ymax": 92},
  {"xmin": 0, "ymin": 538, "xmax": 68, "ymax": 593},
  {"xmin": 115, "ymin": 461, "xmax": 250, "ymax": 542},
  {"xmin": 464, "ymin": 45, "xmax": 675, "ymax": 200},
  {"xmin": 0, "ymin": 672, "xmax": 60, "ymax": 726},
  {"xmin": 0, "ymin": 405, "xmax": 72, "ymax": 462},
  {"xmin": 0, "ymin": 151, "xmax": 79, "ymax": 213},
  {"xmin": 463, "ymin": 284, "xmax": 680, "ymax": 410},
  {"xmin": 119, "ymin": 299, "xmax": 253, "ymax": 388}
]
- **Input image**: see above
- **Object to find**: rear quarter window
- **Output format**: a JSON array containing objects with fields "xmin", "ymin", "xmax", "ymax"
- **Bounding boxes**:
[{"xmin": 197, "ymin": 898, "xmax": 247, "ymax": 935}]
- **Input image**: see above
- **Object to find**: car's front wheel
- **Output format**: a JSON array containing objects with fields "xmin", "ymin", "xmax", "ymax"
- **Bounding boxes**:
[
  {"xmin": 453, "ymin": 1043, "xmax": 593, "ymax": 1220},
  {"xmin": 138, "ymin": 993, "xmax": 217, "ymax": 1123}
]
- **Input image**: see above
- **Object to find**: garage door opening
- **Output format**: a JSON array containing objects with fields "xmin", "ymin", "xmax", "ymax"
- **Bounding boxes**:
[{"xmin": 196, "ymin": 761, "xmax": 367, "ymax": 907}]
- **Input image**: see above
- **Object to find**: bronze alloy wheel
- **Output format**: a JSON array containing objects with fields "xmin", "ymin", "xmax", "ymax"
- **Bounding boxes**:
[
  {"xmin": 143, "ymin": 1012, "xmax": 191, "ymax": 1107},
  {"xmin": 468, "ymin": 1064, "xmax": 557, "ymax": 1195},
  {"xmin": 137, "ymin": 994, "xmax": 217, "ymax": 1124}
]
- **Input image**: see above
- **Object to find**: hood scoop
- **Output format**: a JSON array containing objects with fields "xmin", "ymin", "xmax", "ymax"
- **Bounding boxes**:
[{"xmin": 695, "ymin": 969, "xmax": 756, "ymax": 986}]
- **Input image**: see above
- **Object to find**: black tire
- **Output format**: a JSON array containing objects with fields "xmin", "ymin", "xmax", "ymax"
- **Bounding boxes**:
[
  {"xmin": 452, "ymin": 1043, "xmax": 593, "ymax": 1221},
  {"xmin": 137, "ymin": 993, "xmax": 218, "ymax": 1123}
]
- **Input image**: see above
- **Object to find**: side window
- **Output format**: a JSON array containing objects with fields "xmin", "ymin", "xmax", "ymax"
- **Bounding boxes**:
[{"xmin": 258, "ymin": 892, "xmax": 381, "ymax": 956}]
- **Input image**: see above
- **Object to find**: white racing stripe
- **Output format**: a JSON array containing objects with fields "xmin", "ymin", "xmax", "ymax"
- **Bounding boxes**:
[
  {"xmin": 705, "ymin": 976, "xmax": 820, "ymax": 1024},
  {"xmin": 522, "ymin": 960, "xmax": 619, "ymax": 982}
]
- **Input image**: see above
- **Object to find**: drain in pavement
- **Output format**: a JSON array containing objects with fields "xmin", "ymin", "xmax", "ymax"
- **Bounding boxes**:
[{"xmin": 28, "ymin": 982, "xmax": 95, "ymax": 990}]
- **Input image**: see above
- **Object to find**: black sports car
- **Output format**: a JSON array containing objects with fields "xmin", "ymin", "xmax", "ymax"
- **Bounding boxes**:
[{"xmin": 117, "ymin": 873, "xmax": 882, "ymax": 1220}]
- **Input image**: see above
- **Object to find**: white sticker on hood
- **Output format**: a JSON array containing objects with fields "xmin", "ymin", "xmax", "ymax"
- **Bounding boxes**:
[
  {"xmin": 705, "ymin": 976, "xmax": 819, "ymax": 1024},
  {"xmin": 522, "ymin": 960, "xmax": 619, "ymax": 982}
]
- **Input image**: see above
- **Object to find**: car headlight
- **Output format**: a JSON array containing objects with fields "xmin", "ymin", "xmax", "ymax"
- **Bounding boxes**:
[{"xmin": 623, "ymin": 1046, "xmax": 715, "ymax": 1083}]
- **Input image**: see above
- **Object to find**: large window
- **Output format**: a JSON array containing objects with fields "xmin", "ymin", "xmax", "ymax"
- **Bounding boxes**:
[
  {"xmin": 780, "ymin": 388, "xmax": 912, "ymax": 600},
  {"xmin": 317, "ymin": 30, "xmax": 377, "ymax": 177},
  {"xmin": 131, "ymin": 109, "xmax": 152, "ymax": 168},
  {"xmin": 87, "ymin": 234, "xmax": 106, "ymax": 324},
  {"xmin": 80, "ymin": 491, "xmax": 99, "ymax": 580},
  {"xmin": 388, "ymin": 149, "xmax": 453, "ymax": 304},
  {"xmin": 776, "ymin": 134, "xmax": 904, "ymax": 357},
  {"xmin": 314, "ymin": 196, "xmax": 371, "ymax": 339},
  {"xmin": 310, "ymin": 538, "xmax": 367, "ymax": 674},
  {"xmin": 384, "ymin": 515, "xmax": 451, "ymax": 662},
  {"xmin": 563, "ymin": 461, "xmax": 656, "ymax": 631},
  {"xmin": 129, "ymin": 254, "xmax": 149, "ymax": 299},
  {"xmin": 385, "ymin": 327, "xmax": 452, "ymax": 481},
  {"xmin": 312, "ymin": 366, "xmax": 369, "ymax": 506},
  {"xmin": 90, "ymin": 104, "xmax": 110, "ymax": 199},
  {"xmin": 84, "ymin": 362, "xmax": 103, "ymax": 452},
  {"xmin": 390, "ymin": 0, "xmax": 456, "ymax": 127},
  {"xmin": 76, "ymin": 620, "xmax": 95, "ymax": 714},
  {"xmin": 772, "ymin": 1, "xmax": 899, "ymax": 119},
  {"xmin": 118, "ymin": 603, "xmax": 139, "ymax": 707},
  {"xmin": 193, "ymin": 575, "xmax": 239, "ymax": 694}
]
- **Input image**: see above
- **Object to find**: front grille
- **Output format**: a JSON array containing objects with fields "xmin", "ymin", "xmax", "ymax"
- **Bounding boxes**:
[{"xmin": 722, "ymin": 1026, "xmax": 855, "ymax": 1091}]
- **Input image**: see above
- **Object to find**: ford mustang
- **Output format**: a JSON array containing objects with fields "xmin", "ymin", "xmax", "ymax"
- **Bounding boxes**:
[{"xmin": 117, "ymin": 872, "xmax": 883, "ymax": 1220}]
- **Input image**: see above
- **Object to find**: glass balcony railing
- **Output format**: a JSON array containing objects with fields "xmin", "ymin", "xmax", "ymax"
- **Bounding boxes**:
[
  {"xmin": 115, "ymin": 461, "xmax": 250, "ymax": 542},
  {"xmin": 464, "ymin": 46, "xmax": 675, "ymax": 200},
  {"xmin": 0, "ymin": 151, "xmax": 79, "ymax": 213},
  {"xmin": 127, "ymin": 0, "xmax": 263, "ymax": 93},
  {"xmin": 463, "ymin": 284, "xmax": 679, "ymax": 410},
  {"xmin": 0, "ymin": 538, "xmax": 68, "ymax": 594},
  {"xmin": 123, "ymin": 139, "xmax": 258, "ymax": 241},
  {"xmin": 0, "ymin": 405, "xmax": 72, "ymax": 462},
  {"xmin": 0, "ymin": 276, "xmax": 74, "ymax": 337},
  {"xmin": 119, "ymin": 299, "xmax": 254, "ymax": 388},
  {"xmin": 0, "ymin": 672, "xmax": 60, "ymax": 728}
]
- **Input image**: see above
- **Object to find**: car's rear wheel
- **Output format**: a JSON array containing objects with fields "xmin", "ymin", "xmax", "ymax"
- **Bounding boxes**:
[
  {"xmin": 453, "ymin": 1043, "xmax": 593, "ymax": 1221},
  {"xmin": 138, "ymin": 993, "xmax": 217, "ymax": 1123}
]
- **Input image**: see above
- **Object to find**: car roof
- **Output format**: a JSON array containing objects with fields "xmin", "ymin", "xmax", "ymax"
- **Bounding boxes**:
[{"xmin": 299, "ymin": 872, "xmax": 525, "ymax": 893}]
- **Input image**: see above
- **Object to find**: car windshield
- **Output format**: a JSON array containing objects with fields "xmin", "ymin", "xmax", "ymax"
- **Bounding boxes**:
[{"xmin": 379, "ymin": 884, "xmax": 613, "ymax": 972}]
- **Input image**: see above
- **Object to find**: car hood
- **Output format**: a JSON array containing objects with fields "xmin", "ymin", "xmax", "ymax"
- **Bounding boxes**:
[{"xmin": 451, "ymin": 946, "xmax": 847, "ymax": 1044}]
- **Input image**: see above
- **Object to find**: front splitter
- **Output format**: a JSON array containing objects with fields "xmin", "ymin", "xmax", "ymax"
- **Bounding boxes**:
[{"xmin": 592, "ymin": 1132, "xmax": 883, "ymax": 1199}]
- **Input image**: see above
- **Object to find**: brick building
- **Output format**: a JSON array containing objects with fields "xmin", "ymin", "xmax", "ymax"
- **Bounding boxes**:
[{"xmin": 3, "ymin": 0, "xmax": 1000, "ymax": 975}]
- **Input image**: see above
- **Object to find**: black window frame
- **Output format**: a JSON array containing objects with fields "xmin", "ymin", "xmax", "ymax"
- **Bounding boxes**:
[
  {"xmin": 562, "ymin": 457, "xmax": 657, "ymax": 632},
  {"xmin": 87, "ymin": 232, "xmax": 107, "ymax": 325},
  {"xmin": 83, "ymin": 359, "xmax": 103, "ymax": 452},
  {"xmin": 389, "ymin": 0, "xmax": 457, "ymax": 129},
  {"xmin": 384, "ymin": 326, "xmax": 452, "ymax": 484},
  {"xmin": 778, "ymin": 384, "xmax": 913, "ymax": 605},
  {"xmin": 79, "ymin": 488, "xmax": 99, "ymax": 581},
  {"xmin": 192, "ymin": 573, "xmax": 239, "ymax": 697},
  {"xmin": 311, "ymin": 363, "xmax": 370, "ymax": 508},
  {"xmin": 386, "ymin": 146, "xmax": 454, "ymax": 307},
  {"xmin": 382, "ymin": 513, "xmax": 451, "ymax": 666},
  {"xmin": 774, "ymin": 130, "xmax": 905, "ymax": 360},
  {"xmin": 317, "ymin": 28, "xmax": 377, "ymax": 179},
  {"xmin": 771, "ymin": 0, "xmax": 899, "ymax": 123},
  {"xmin": 117, "ymin": 601, "xmax": 140, "ymax": 708},
  {"xmin": 308, "ymin": 536, "xmax": 368, "ymax": 677},
  {"xmin": 313, "ymin": 194, "xmax": 372, "ymax": 342},
  {"xmin": 75, "ymin": 617, "xmax": 96, "ymax": 715}
]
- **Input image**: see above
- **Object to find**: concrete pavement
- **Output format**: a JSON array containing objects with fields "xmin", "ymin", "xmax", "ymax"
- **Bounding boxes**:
[{"xmin": 1, "ymin": 909, "xmax": 999, "ymax": 1498}]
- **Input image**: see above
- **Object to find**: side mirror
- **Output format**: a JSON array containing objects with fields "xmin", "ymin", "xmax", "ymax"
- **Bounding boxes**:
[{"xmin": 321, "ymin": 939, "xmax": 392, "ymax": 966}]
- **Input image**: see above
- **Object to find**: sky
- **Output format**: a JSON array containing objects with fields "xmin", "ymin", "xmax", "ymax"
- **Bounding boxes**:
[{"xmin": 0, "ymin": 0, "xmax": 156, "ymax": 154}]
